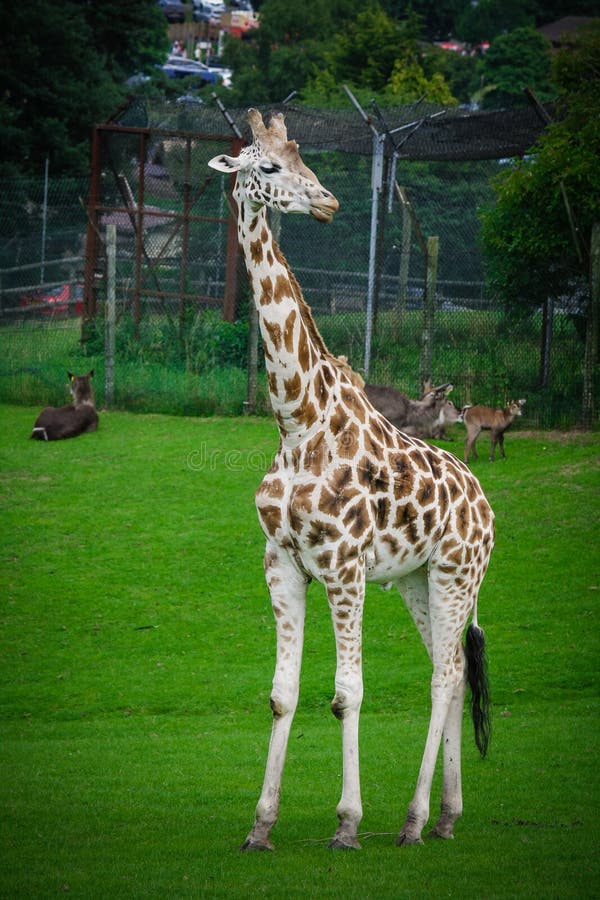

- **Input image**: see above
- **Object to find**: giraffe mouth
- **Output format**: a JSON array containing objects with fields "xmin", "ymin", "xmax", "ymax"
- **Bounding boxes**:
[{"xmin": 310, "ymin": 195, "xmax": 339, "ymax": 223}]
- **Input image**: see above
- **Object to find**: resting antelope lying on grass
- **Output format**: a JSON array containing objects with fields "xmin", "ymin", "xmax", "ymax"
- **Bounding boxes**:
[{"xmin": 31, "ymin": 371, "xmax": 98, "ymax": 441}]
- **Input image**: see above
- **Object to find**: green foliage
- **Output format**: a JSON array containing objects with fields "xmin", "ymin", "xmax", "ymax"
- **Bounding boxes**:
[
  {"xmin": 480, "ymin": 21, "xmax": 600, "ymax": 318},
  {"xmin": 456, "ymin": 0, "xmax": 537, "ymax": 44},
  {"xmin": 479, "ymin": 26, "xmax": 554, "ymax": 109},
  {"xmin": 0, "ymin": 0, "xmax": 168, "ymax": 176},
  {"xmin": 0, "ymin": 409, "xmax": 598, "ymax": 895}
]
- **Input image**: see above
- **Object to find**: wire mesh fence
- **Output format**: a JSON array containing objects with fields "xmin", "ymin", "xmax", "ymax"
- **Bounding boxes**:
[{"xmin": 0, "ymin": 103, "xmax": 595, "ymax": 430}]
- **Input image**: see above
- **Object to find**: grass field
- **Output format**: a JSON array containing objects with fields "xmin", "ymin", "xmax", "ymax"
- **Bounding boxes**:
[{"xmin": 1, "ymin": 405, "xmax": 599, "ymax": 898}]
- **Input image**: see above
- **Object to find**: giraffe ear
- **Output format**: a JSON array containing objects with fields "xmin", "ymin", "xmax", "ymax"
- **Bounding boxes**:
[{"xmin": 208, "ymin": 154, "xmax": 242, "ymax": 173}]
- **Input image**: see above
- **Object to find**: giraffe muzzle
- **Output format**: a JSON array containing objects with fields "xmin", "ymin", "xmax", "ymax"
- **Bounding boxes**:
[{"xmin": 310, "ymin": 193, "xmax": 339, "ymax": 223}]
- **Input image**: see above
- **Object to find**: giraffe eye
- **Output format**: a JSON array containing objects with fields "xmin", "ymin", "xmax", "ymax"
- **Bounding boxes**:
[{"xmin": 259, "ymin": 162, "xmax": 281, "ymax": 175}]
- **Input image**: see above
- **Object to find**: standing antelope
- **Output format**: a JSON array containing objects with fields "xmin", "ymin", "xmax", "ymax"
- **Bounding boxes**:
[
  {"xmin": 31, "ymin": 371, "xmax": 98, "ymax": 441},
  {"xmin": 463, "ymin": 399, "xmax": 526, "ymax": 463}
]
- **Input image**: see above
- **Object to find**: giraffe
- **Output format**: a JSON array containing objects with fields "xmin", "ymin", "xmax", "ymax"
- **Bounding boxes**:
[{"xmin": 208, "ymin": 109, "xmax": 494, "ymax": 851}]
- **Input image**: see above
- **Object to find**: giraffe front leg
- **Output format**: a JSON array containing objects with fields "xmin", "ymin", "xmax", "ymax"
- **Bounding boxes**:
[
  {"xmin": 241, "ymin": 545, "xmax": 307, "ymax": 851},
  {"xmin": 325, "ymin": 566, "xmax": 365, "ymax": 850}
]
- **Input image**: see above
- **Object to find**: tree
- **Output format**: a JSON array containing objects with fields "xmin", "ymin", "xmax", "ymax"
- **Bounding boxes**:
[
  {"xmin": 480, "ymin": 22, "xmax": 600, "ymax": 321},
  {"xmin": 455, "ymin": 0, "xmax": 537, "ymax": 45},
  {"xmin": 478, "ymin": 26, "xmax": 553, "ymax": 109},
  {"xmin": 0, "ymin": 0, "xmax": 168, "ymax": 176}
]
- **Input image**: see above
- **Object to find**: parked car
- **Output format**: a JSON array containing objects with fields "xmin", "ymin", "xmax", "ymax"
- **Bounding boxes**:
[
  {"xmin": 193, "ymin": 0, "xmax": 225, "ymax": 23},
  {"xmin": 162, "ymin": 54, "xmax": 232, "ymax": 86},
  {"xmin": 18, "ymin": 283, "xmax": 84, "ymax": 317},
  {"xmin": 157, "ymin": 0, "xmax": 186, "ymax": 23}
]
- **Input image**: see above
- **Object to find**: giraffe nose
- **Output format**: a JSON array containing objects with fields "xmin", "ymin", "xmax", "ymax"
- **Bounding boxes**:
[{"xmin": 311, "ymin": 189, "xmax": 339, "ymax": 221}]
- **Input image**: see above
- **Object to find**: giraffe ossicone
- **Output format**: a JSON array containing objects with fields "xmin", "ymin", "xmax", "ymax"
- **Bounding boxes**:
[{"xmin": 208, "ymin": 109, "xmax": 494, "ymax": 852}]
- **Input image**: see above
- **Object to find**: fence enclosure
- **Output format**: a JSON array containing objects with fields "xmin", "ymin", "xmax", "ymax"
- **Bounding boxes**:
[{"xmin": 0, "ymin": 101, "xmax": 596, "ymax": 430}]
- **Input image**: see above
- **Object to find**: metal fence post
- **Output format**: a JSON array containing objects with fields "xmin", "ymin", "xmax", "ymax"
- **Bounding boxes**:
[{"xmin": 105, "ymin": 224, "xmax": 116, "ymax": 408}]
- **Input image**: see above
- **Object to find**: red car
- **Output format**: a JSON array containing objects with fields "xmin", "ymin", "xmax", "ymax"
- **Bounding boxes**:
[{"xmin": 18, "ymin": 283, "xmax": 84, "ymax": 316}]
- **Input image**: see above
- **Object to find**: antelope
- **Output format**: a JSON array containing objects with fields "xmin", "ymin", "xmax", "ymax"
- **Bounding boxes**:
[
  {"xmin": 365, "ymin": 381, "xmax": 454, "ymax": 435},
  {"xmin": 463, "ymin": 399, "xmax": 526, "ymax": 463},
  {"xmin": 31, "ymin": 371, "xmax": 99, "ymax": 441},
  {"xmin": 403, "ymin": 398, "xmax": 463, "ymax": 439}
]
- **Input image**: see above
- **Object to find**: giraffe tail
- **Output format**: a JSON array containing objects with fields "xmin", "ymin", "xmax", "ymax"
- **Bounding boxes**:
[{"xmin": 465, "ymin": 622, "xmax": 491, "ymax": 758}]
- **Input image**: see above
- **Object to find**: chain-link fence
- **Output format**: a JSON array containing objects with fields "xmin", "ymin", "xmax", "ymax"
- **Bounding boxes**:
[{"xmin": 0, "ymin": 102, "xmax": 596, "ymax": 429}]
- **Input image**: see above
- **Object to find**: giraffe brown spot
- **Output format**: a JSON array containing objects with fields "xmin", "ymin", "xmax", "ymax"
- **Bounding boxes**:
[
  {"xmin": 411, "ymin": 450, "xmax": 429, "ymax": 472},
  {"xmin": 425, "ymin": 450, "xmax": 443, "ymax": 480},
  {"xmin": 258, "ymin": 504, "xmax": 282, "ymax": 537},
  {"xmin": 342, "ymin": 390, "xmax": 366, "ymax": 423},
  {"xmin": 313, "ymin": 369, "xmax": 328, "ymax": 411},
  {"xmin": 266, "ymin": 249, "xmax": 274, "ymax": 266},
  {"xmin": 477, "ymin": 498, "xmax": 491, "ymax": 529},
  {"xmin": 437, "ymin": 483, "xmax": 450, "ymax": 521},
  {"xmin": 290, "ymin": 482, "xmax": 316, "ymax": 515},
  {"xmin": 336, "ymin": 541, "xmax": 359, "ymax": 567},
  {"xmin": 416, "ymin": 479, "xmax": 435, "ymax": 506},
  {"xmin": 422, "ymin": 508, "xmax": 435, "ymax": 535},
  {"xmin": 323, "ymin": 365, "xmax": 335, "ymax": 387},
  {"xmin": 283, "ymin": 308, "xmax": 297, "ymax": 353},
  {"xmin": 306, "ymin": 520, "xmax": 342, "ymax": 547},
  {"xmin": 250, "ymin": 238, "xmax": 263, "ymax": 265},
  {"xmin": 338, "ymin": 420, "xmax": 360, "ymax": 460},
  {"xmin": 364, "ymin": 430, "xmax": 383, "ymax": 457},
  {"xmin": 274, "ymin": 273, "xmax": 291, "ymax": 304},
  {"xmin": 259, "ymin": 275, "xmax": 273, "ymax": 306},
  {"xmin": 391, "ymin": 455, "xmax": 415, "ymax": 498},
  {"xmin": 258, "ymin": 477, "xmax": 285, "ymax": 499},
  {"xmin": 447, "ymin": 476, "xmax": 461, "ymax": 501},
  {"xmin": 394, "ymin": 502, "xmax": 420, "ymax": 544},
  {"xmin": 330, "ymin": 405, "xmax": 349, "ymax": 436},
  {"xmin": 316, "ymin": 550, "xmax": 333, "ymax": 570},
  {"xmin": 441, "ymin": 537, "xmax": 463, "ymax": 565},
  {"xmin": 268, "ymin": 371, "xmax": 278, "ymax": 394},
  {"xmin": 319, "ymin": 471, "xmax": 360, "ymax": 517},
  {"xmin": 263, "ymin": 319, "xmax": 282, "ymax": 352},
  {"xmin": 456, "ymin": 499, "xmax": 470, "ymax": 539},
  {"xmin": 343, "ymin": 498, "xmax": 369, "ymax": 539},
  {"xmin": 284, "ymin": 372, "xmax": 302, "ymax": 402},
  {"xmin": 292, "ymin": 398, "xmax": 318, "ymax": 431},
  {"xmin": 297, "ymin": 327, "xmax": 310, "ymax": 373},
  {"xmin": 381, "ymin": 533, "xmax": 400, "ymax": 556},
  {"xmin": 373, "ymin": 496, "xmax": 390, "ymax": 529}
]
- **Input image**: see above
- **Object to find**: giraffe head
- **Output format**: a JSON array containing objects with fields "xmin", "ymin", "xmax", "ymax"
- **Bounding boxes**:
[{"xmin": 208, "ymin": 109, "xmax": 339, "ymax": 222}]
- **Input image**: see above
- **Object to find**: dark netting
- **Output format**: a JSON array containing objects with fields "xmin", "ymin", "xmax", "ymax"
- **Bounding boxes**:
[
  {"xmin": 1, "ymin": 97, "xmax": 594, "ymax": 431},
  {"xmin": 122, "ymin": 98, "xmax": 552, "ymax": 161}
]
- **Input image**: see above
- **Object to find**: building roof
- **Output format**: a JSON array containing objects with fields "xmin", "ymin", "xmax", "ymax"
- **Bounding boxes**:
[{"xmin": 538, "ymin": 16, "xmax": 596, "ymax": 44}]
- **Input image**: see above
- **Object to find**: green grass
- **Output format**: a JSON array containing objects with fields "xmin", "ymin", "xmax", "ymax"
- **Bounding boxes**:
[{"xmin": 1, "ymin": 406, "xmax": 599, "ymax": 897}]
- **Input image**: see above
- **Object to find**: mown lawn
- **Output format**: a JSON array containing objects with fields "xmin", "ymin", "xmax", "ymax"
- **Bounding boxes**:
[{"xmin": 0, "ymin": 406, "xmax": 598, "ymax": 897}]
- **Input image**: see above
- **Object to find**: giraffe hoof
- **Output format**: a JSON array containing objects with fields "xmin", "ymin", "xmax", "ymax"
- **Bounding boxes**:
[
  {"xmin": 328, "ymin": 835, "xmax": 361, "ymax": 850},
  {"xmin": 240, "ymin": 837, "xmax": 274, "ymax": 852},
  {"xmin": 429, "ymin": 826, "xmax": 455, "ymax": 840},
  {"xmin": 396, "ymin": 832, "xmax": 424, "ymax": 847}
]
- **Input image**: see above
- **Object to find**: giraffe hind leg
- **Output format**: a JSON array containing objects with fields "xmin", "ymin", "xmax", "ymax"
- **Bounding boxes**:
[{"xmin": 395, "ymin": 570, "xmax": 471, "ymax": 845}]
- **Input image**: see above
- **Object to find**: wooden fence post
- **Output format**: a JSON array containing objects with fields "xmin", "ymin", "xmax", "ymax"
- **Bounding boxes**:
[
  {"xmin": 582, "ymin": 222, "xmax": 599, "ymax": 428},
  {"xmin": 420, "ymin": 235, "xmax": 439, "ymax": 385}
]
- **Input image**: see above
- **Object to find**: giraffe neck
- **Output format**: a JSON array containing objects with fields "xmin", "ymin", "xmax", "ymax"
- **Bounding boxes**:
[{"xmin": 236, "ymin": 190, "xmax": 334, "ymax": 443}]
